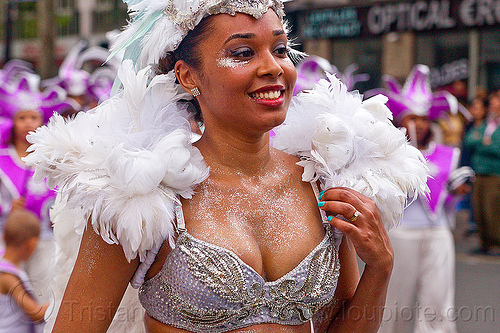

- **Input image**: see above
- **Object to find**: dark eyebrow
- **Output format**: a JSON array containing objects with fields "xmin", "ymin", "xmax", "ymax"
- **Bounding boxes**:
[
  {"xmin": 224, "ymin": 30, "xmax": 286, "ymax": 44},
  {"xmin": 224, "ymin": 33, "xmax": 255, "ymax": 44}
]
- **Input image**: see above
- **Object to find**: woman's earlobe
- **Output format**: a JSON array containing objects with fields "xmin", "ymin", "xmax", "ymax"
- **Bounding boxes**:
[
  {"xmin": 175, "ymin": 62, "xmax": 199, "ymax": 93},
  {"xmin": 191, "ymin": 87, "xmax": 201, "ymax": 97}
]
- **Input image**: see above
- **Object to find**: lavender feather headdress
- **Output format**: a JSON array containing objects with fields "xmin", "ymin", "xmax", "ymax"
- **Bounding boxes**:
[
  {"xmin": 41, "ymin": 40, "xmax": 120, "ymax": 106},
  {"xmin": 293, "ymin": 55, "xmax": 369, "ymax": 95},
  {"xmin": 42, "ymin": 40, "xmax": 90, "ymax": 96},
  {"xmin": 0, "ymin": 72, "xmax": 72, "ymax": 123},
  {"xmin": 41, "ymin": 40, "xmax": 91, "ymax": 98},
  {"xmin": 373, "ymin": 64, "xmax": 462, "ymax": 124},
  {"xmin": 78, "ymin": 43, "xmax": 120, "ymax": 103},
  {"xmin": 0, "ymin": 59, "xmax": 35, "ymax": 86}
]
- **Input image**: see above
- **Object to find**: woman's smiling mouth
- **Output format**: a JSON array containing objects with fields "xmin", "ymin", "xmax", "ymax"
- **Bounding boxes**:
[
  {"xmin": 248, "ymin": 86, "xmax": 285, "ymax": 107},
  {"xmin": 249, "ymin": 90, "xmax": 282, "ymax": 100}
]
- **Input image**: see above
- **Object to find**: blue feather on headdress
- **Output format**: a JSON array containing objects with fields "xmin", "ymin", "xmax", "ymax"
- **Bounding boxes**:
[{"xmin": 107, "ymin": 11, "xmax": 164, "ymax": 64}]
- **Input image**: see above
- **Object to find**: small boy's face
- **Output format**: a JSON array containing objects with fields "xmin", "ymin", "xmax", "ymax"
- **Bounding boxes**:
[{"xmin": 13, "ymin": 110, "xmax": 43, "ymax": 142}]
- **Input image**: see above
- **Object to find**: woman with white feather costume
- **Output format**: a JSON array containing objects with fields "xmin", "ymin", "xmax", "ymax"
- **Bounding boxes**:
[{"xmin": 24, "ymin": 1, "xmax": 428, "ymax": 332}]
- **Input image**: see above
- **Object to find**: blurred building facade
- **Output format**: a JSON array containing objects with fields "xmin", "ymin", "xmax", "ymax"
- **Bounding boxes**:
[
  {"xmin": 0, "ymin": 0, "xmax": 127, "ymax": 69},
  {"xmin": 285, "ymin": 0, "xmax": 500, "ymax": 99}
]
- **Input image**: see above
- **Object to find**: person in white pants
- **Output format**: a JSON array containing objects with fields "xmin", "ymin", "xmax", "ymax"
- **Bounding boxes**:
[{"xmin": 375, "ymin": 65, "xmax": 473, "ymax": 333}]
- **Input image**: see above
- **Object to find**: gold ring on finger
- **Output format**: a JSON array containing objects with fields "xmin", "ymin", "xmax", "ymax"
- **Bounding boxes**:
[{"xmin": 348, "ymin": 210, "xmax": 360, "ymax": 222}]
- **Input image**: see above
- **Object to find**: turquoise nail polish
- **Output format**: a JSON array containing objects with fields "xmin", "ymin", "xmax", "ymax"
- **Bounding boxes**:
[
  {"xmin": 318, "ymin": 201, "xmax": 325, "ymax": 207},
  {"xmin": 318, "ymin": 191, "xmax": 325, "ymax": 200},
  {"xmin": 327, "ymin": 216, "xmax": 333, "ymax": 222}
]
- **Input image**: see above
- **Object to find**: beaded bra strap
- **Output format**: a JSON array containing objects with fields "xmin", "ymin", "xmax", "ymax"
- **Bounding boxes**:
[
  {"xmin": 311, "ymin": 182, "xmax": 330, "ymax": 226},
  {"xmin": 175, "ymin": 201, "xmax": 186, "ymax": 233}
]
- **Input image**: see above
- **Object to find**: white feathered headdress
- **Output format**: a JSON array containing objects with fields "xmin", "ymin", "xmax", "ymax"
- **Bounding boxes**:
[
  {"xmin": 109, "ymin": 0, "xmax": 285, "ymax": 68},
  {"xmin": 273, "ymin": 73, "xmax": 430, "ymax": 230}
]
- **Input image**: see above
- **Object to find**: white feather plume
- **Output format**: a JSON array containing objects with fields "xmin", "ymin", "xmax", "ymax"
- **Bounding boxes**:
[
  {"xmin": 24, "ymin": 60, "xmax": 209, "ymax": 261},
  {"xmin": 273, "ymin": 73, "xmax": 429, "ymax": 229}
]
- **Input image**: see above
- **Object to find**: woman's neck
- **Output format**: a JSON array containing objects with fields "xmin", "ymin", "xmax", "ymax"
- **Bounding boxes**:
[{"xmin": 195, "ymin": 129, "xmax": 273, "ymax": 177}]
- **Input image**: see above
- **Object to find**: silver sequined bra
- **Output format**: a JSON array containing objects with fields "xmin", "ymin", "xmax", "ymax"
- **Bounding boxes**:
[{"xmin": 138, "ymin": 222, "xmax": 341, "ymax": 332}]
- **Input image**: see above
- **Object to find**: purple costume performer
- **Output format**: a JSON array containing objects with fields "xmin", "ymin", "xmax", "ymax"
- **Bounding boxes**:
[
  {"xmin": 0, "ymin": 71, "xmax": 71, "ymax": 305},
  {"xmin": 0, "ymin": 147, "xmax": 55, "ymax": 237},
  {"xmin": 0, "ymin": 69, "xmax": 69, "ymax": 228},
  {"xmin": 0, "ymin": 61, "xmax": 34, "ymax": 149},
  {"xmin": 376, "ymin": 65, "xmax": 473, "ymax": 333}
]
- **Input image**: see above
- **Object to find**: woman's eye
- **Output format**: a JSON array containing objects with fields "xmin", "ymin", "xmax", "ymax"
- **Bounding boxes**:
[
  {"xmin": 231, "ymin": 48, "xmax": 254, "ymax": 58},
  {"xmin": 274, "ymin": 45, "xmax": 289, "ymax": 57}
]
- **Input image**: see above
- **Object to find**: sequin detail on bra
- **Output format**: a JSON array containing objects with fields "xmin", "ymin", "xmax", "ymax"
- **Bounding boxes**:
[{"xmin": 138, "ymin": 224, "xmax": 340, "ymax": 332}]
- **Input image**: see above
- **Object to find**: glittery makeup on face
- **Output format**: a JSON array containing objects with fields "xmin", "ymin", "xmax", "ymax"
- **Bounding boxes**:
[{"xmin": 216, "ymin": 49, "xmax": 250, "ymax": 69}]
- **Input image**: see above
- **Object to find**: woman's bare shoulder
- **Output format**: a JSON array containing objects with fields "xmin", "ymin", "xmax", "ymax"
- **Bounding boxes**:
[{"xmin": 270, "ymin": 147, "xmax": 305, "ymax": 178}]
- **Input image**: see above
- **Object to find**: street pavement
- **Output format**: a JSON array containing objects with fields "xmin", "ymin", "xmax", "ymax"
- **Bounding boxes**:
[
  {"xmin": 357, "ymin": 209, "xmax": 500, "ymax": 332},
  {"xmin": 453, "ymin": 210, "xmax": 500, "ymax": 333}
]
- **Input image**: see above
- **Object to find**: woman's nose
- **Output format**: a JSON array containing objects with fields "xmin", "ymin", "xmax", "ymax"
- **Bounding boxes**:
[{"xmin": 257, "ymin": 52, "xmax": 283, "ymax": 78}]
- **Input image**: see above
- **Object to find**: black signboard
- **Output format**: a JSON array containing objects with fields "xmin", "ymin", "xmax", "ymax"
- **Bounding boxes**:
[
  {"xmin": 297, "ymin": 0, "xmax": 500, "ymax": 39},
  {"xmin": 301, "ymin": 7, "xmax": 362, "ymax": 39}
]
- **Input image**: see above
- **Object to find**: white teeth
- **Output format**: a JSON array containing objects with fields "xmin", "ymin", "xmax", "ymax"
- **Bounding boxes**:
[{"xmin": 250, "ymin": 90, "xmax": 281, "ymax": 100}]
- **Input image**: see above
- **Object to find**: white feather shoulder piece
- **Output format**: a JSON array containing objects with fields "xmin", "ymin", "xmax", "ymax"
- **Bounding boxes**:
[
  {"xmin": 273, "ymin": 73, "xmax": 429, "ymax": 230},
  {"xmin": 24, "ymin": 60, "xmax": 209, "ymax": 261}
]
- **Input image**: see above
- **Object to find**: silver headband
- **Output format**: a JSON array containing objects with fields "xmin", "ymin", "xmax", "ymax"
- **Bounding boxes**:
[{"xmin": 163, "ymin": 0, "xmax": 284, "ymax": 32}]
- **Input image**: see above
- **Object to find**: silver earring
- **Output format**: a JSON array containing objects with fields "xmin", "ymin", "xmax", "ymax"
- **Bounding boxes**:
[{"xmin": 191, "ymin": 87, "xmax": 201, "ymax": 97}]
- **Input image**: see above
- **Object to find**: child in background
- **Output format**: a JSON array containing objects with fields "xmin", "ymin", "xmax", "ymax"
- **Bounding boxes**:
[{"xmin": 0, "ymin": 209, "xmax": 49, "ymax": 333}]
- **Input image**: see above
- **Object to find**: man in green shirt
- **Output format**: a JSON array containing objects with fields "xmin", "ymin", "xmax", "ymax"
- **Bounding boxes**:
[{"xmin": 463, "ymin": 92, "xmax": 500, "ymax": 255}]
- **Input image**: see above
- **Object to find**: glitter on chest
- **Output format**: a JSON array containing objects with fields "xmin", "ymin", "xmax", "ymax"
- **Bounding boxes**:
[{"xmin": 189, "ymin": 164, "xmax": 313, "ymax": 255}]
